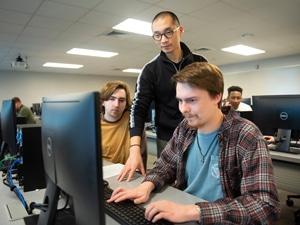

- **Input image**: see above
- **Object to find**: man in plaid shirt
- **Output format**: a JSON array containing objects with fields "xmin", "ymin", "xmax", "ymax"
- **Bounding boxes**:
[{"xmin": 108, "ymin": 62, "xmax": 280, "ymax": 224}]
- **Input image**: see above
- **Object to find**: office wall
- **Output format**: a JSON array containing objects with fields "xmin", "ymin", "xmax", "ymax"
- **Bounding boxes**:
[
  {"xmin": 0, "ymin": 71, "xmax": 137, "ymax": 110},
  {"xmin": 221, "ymin": 54, "xmax": 300, "ymax": 102},
  {"xmin": 1, "ymin": 54, "xmax": 300, "ymax": 110}
]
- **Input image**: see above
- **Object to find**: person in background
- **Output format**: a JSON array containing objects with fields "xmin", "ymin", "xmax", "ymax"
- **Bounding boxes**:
[
  {"xmin": 118, "ymin": 11, "xmax": 207, "ymax": 181},
  {"xmin": 100, "ymin": 81, "xmax": 147, "ymax": 168},
  {"xmin": 224, "ymin": 85, "xmax": 252, "ymax": 112},
  {"xmin": 12, "ymin": 97, "xmax": 35, "ymax": 124},
  {"xmin": 108, "ymin": 62, "xmax": 280, "ymax": 224}
]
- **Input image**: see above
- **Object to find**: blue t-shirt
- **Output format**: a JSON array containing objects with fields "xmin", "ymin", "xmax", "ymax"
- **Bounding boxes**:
[{"xmin": 184, "ymin": 129, "xmax": 223, "ymax": 202}]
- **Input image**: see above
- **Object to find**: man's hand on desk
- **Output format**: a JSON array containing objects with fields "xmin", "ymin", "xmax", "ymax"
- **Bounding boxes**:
[{"xmin": 116, "ymin": 147, "xmax": 146, "ymax": 181}]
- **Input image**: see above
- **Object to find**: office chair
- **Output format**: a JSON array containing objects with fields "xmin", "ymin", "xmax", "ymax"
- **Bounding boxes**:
[{"xmin": 286, "ymin": 195, "xmax": 300, "ymax": 223}]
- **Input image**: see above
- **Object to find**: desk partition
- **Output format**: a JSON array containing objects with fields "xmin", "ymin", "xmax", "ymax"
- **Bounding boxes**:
[{"xmin": 269, "ymin": 151, "xmax": 300, "ymax": 194}]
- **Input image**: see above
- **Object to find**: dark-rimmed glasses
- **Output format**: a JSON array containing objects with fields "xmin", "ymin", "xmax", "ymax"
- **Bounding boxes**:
[{"xmin": 152, "ymin": 26, "xmax": 180, "ymax": 41}]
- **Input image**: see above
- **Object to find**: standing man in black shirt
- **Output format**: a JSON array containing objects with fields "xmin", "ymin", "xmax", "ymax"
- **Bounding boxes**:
[{"xmin": 117, "ymin": 11, "xmax": 207, "ymax": 181}]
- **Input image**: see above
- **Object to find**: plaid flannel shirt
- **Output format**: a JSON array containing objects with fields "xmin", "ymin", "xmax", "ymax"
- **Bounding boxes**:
[{"xmin": 143, "ymin": 109, "xmax": 280, "ymax": 224}]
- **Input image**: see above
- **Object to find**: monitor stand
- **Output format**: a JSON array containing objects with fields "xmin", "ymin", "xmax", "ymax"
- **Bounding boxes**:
[
  {"xmin": 23, "ymin": 208, "xmax": 75, "ymax": 225},
  {"xmin": 275, "ymin": 129, "xmax": 291, "ymax": 152},
  {"xmin": 23, "ymin": 179, "xmax": 75, "ymax": 225}
]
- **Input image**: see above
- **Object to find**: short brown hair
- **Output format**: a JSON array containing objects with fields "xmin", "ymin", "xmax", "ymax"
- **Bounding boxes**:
[
  {"xmin": 172, "ymin": 62, "xmax": 224, "ymax": 108},
  {"xmin": 12, "ymin": 97, "xmax": 21, "ymax": 103},
  {"xmin": 100, "ymin": 80, "xmax": 132, "ymax": 113}
]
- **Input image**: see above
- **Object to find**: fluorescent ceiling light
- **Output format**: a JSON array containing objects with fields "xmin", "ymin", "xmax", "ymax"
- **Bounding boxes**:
[
  {"xmin": 43, "ymin": 62, "xmax": 83, "ymax": 69},
  {"xmin": 122, "ymin": 68, "xmax": 142, "ymax": 73},
  {"xmin": 113, "ymin": 18, "xmax": 152, "ymax": 36},
  {"xmin": 221, "ymin": 44, "xmax": 265, "ymax": 56},
  {"xmin": 67, "ymin": 48, "xmax": 118, "ymax": 58}
]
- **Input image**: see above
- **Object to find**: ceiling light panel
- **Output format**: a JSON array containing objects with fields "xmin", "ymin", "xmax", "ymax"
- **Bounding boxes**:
[
  {"xmin": 122, "ymin": 68, "xmax": 142, "ymax": 73},
  {"xmin": 67, "ymin": 48, "xmax": 118, "ymax": 58},
  {"xmin": 43, "ymin": 62, "xmax": 83, "ymax": 69},
  {"xmin": 113, "ymin": 18, "xmax": 152, "ymax": 36},
  {"xmin": 221, "ymin": 44, "xmax": 265, "ymax": 56}
]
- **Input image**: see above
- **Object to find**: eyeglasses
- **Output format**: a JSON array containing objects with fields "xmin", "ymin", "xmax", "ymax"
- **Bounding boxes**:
[{"xmin": 152, "ymin": 26, "xmax": 180, "ymax": 41}]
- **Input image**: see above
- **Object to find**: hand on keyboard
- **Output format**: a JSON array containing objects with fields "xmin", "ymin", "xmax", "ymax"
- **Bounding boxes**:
[
  {"xmin": 104, "ymin": 186, "xmax": 173, "ymax": 225},
  {"xmin": 107, "ymin": 181, "xmax": 154, "ymax": 204}
]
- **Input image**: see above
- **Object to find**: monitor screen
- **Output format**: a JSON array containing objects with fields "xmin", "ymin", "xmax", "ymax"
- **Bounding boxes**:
[
  {"xmin": 239, "ymin": 111, "xmax": 253, "ymax": 122},
  {"xmin": 32, "ymin": 103, "xmax": 42, "ymax": 116},
  {"xmin": 28, "ymin": 91, "xmax": 105, "ymax": 225},
  {"xmin": 241, "ymin": 97, "xmax": 251, "ymax": 105},
  {"xmin": 252, "ymin": 95, "xmax": 300, "ymax": 152},
  {"xmin": 0, "ymin": 99, "xmax": 18, "ymax": 158}
]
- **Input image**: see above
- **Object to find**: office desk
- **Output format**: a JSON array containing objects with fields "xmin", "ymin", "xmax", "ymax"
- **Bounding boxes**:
[
  {"xmin": 0, "ymin": 160, "xmax": 204, "ymax": 225},
  {"xmin": 269, "ymin": 150, "xmax": 300, "ymax": 194},
  {"xmin": 270, "ymin": 150, "xmax": 300, "ymax": 164}
]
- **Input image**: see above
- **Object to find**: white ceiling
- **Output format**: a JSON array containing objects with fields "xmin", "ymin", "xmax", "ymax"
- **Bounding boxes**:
[{"xmin": 1, "ymin": 0, "xmax": 300, "ymax": 77}]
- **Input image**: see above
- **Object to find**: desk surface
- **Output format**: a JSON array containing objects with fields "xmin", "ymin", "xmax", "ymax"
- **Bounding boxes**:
[
  {"xmin": 147, "ymin": 133, "xmax": 300, "ymax": 164},
  {"xmin": 0, "ymin": 160, "xmax": 203, "ymax": 225},
  {"xmin": 269, "ymin": 149, "xmax": 300, "ymax": 164},
  {"xmin": 146, "ymin": 130, "xmax": 157, "ymax": 139}
]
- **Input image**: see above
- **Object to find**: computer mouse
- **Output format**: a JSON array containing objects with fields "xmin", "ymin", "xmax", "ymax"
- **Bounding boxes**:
[{"xmin": 103, "ymin": 180, "xmax": 109, "ymax": 187}]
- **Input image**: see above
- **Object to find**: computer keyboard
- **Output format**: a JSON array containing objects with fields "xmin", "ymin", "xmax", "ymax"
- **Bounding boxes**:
[{"xmin": 104, "ymin": 186, "xmax": 173, "ymax": 225}]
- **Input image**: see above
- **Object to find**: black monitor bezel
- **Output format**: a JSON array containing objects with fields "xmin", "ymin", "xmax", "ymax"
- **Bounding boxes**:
[
  {"xmin": 34, "ymin": 91, "xmax": 105, "ymax": 225},
  {"xmin": 1, "ymin": 99, "xmax": 18, "ymax": 157}
]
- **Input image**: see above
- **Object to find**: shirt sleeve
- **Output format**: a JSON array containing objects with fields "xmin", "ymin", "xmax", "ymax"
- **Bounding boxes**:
[{"xmin": 130, "ymin": 66, "xmax": 155, "ymax": 138}]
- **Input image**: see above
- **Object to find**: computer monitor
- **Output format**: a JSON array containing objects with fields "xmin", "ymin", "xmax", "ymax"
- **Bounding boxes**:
[
  {"xmin": 239, "ymin": 111, "xmax": 253, "ymax": 122},
  {"xmin": 0, "ymin": 99, "xmax": 18, "ymax": 159},
  {"xmin": 32, "ymin": 103, "xmax": 42, "ymax": 116},
  {"xmin": 241, "ymin": 97, "xmax": 251, "ymax": 105},
  {"xmin": 252, "ymin": 95, "xmax": 300, "ymax": 152},
  {"xmin": 25, "ymin": 91, "xmax": 105, "ymax": 225}
]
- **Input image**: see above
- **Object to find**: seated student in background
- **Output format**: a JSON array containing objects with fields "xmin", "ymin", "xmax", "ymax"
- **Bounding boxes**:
[
  {"xmin": 224, "ymin": 85, "xmax": 252, "ymax": 112},
  {"xmin": 100, "ymin": 81, "xmax": 147, "ymax": 168},
  {"xmin": 108, "ymin": 62, "xmax": 280, "ymax": 224},
  {"xmin": 12, "ymin": 97, "xmax": 35, "ymax": 124}
]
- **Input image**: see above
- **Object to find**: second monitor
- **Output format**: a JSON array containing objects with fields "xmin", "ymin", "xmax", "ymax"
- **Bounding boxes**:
[{"xmin": 252, "ymin": 94, "xmax": 300, "ymax": 153}]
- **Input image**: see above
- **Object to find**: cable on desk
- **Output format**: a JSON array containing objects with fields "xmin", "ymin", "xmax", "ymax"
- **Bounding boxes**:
[
  {"xmin": 0, "ymin": 155, "xmax": 17, "ymax": 172},
  {"xmin": 29, "ymin": 202, "xmax": 48, "ymax": 212},
  {"xmin": 2, "ymin": 155, "xmax": 70, "ymax": 215},
  {"xmin": 9, "ymin": 159, "xmax": 29, "ymax": 210},
  {"xmin": 2, "ymin": 158, "xmax": 30, "ymax": 214},
  {"xmin": 28, "ymin": 190, "xmax": 70, "ymax": 214},
  {"xmin": 58, "ymin": 191, "xmax": 70, "ymax": 211}
]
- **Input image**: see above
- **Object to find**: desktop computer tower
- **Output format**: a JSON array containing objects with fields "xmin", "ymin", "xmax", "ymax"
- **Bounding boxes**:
[{"xmin": 17, "ymin": 124, "xmax": 46, "ymax": 192}]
